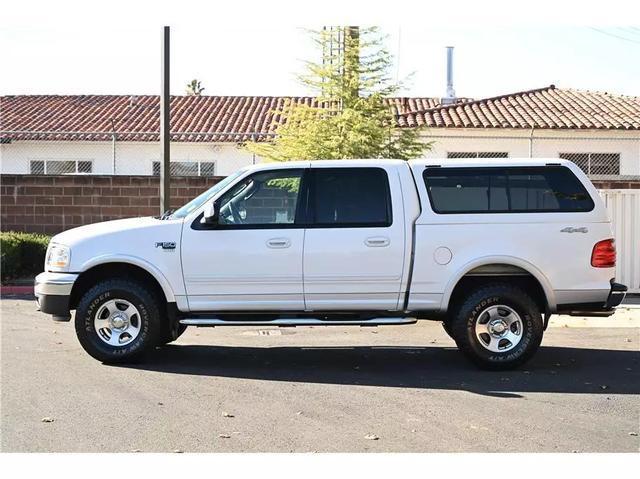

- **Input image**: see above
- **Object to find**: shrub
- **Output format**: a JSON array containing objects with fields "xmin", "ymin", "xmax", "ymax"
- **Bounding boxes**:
[{"xmin": 0, "ymin": 231, "xmax": 51, "ymax": 282}]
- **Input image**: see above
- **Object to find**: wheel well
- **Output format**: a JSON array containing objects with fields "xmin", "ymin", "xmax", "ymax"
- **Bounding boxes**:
[
  {"xmin": 69, "ymin": 262, "xmax": 167, "ymax": 310},
  {"xmin": 448, "ymin": 264, "xmax": 548, "ymax": 316}
]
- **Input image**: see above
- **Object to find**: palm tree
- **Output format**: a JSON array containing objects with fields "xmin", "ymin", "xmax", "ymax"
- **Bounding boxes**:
[{"xmin": 185, "ymin": 79, "xmax": 205, "ymax": 96}]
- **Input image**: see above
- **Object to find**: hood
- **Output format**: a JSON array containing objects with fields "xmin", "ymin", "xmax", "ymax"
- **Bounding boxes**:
[
  {"xmin": 49, "ymin": 216, "xmax": 184, "ymax": 273},
  {"xmin": 52, "ymin": 217, "xmax": 169, "ymax": 247}
]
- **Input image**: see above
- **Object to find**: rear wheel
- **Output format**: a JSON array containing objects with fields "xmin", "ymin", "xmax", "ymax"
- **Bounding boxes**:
[
  {"xmin": 75, "ymin": 279, "xmax": 162, "ymax": 363},
  {"xmin": 450, "ymin": 283, "xmax": 544, "ymax": 370}
]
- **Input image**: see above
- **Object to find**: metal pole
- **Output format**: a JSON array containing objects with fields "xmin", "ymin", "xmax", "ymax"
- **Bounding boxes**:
[
  {"xmin": 160, "ymin": 26, "xmax": 171, "ymax": 214},
  {"xmin": 110, "ymin": 119, "xmax": 116, "ymax": 174}
]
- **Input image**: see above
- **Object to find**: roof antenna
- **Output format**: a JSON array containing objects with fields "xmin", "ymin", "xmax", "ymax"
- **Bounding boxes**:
[{"xmin": 441, "ymin": 46, "xmax": 456, "ymax": 105}]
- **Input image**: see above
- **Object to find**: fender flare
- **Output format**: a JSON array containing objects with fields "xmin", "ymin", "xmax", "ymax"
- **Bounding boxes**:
[
  {"xmin": 441, "ymin": 255, "xmax": 556, "ymax": 313},
  {"xmin": 78, "ymin": 254, "xmax": 177, "ymax": 303}
]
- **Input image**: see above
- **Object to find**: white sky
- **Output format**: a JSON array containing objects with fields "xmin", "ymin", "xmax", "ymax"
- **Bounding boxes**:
[{"xmin": 1, "ymin": 1, "xmax": 639, "ymax": 100}]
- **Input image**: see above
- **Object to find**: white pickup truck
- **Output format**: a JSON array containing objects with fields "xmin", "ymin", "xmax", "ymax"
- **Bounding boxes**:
[{"xmin": 35, "ymin": 158, "xmax": 627, "ymax": 369}]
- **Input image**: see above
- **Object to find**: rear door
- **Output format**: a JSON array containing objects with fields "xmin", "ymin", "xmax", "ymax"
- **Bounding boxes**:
[{"xmin": 302, "ymin": 165, "xmax": 406, "ymax": 310}]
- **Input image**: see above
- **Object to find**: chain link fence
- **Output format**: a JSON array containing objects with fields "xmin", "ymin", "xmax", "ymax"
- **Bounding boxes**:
[
  {"xmin": 0, "ymin": 131, "xmax": 272, "ymax": 177},
  {"xmin": 1, "ymin": 130, "xmax": 639, "ymax": 180},
  {"xmin": 422, "ymin": 134, "xmax": 640, "ymax": 181}
]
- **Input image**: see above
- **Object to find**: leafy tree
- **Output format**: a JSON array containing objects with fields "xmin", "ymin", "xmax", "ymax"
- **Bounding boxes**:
[
  {"xmin": 245, "ymin": 27, "xmax": 428, "ymax": 161},
  {"xmin": 186, "ymin": 79, "xmax": 205, "ymax": 96}
]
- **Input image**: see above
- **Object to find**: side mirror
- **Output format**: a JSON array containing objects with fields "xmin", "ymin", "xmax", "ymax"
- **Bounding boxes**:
[{"xmin": 203, "ymin": 201, "xmax": 218, "ymax": 224}]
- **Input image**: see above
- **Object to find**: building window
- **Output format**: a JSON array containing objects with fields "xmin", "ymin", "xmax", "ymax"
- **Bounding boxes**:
[
  {"xmin": 152, "ymin": 161, "xmax": 216, "ymax": 177},
  {"xmin": 559, "ymin": 153, "xmax": 620, "ymax": 176},
  {"xmin": 447, "ymin": 152, "xmax": 509, "ymax": 159},
  {"xmin": 30, "ymin": 159, "xmax": 93, "ymax": 175}
]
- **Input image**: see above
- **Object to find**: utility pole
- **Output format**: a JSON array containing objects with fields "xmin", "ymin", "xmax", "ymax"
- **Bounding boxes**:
[{"xmin": 160, "ymin": 26, "xmax": 171, "ymax": 215}]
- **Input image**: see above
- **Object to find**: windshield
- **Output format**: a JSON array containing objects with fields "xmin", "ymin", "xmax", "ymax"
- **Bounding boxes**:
[{"xmin": 169, "ymin": 168, "xmax": 248, "ymax": 219}]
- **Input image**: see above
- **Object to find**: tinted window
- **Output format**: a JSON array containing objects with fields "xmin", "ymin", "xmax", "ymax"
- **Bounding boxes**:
[
  {"xmin": 312, "ymin": 168, "xmax": 391, "ymax": 226},
  {"xmin": 424, "ymin": 166, "xmax": 594, "ymax": 214}
]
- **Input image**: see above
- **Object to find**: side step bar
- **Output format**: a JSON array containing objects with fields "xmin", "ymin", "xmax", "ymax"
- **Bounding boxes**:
[{"xmin": 179, "ymin": 317, "xmax": 417, "ymax": 327}]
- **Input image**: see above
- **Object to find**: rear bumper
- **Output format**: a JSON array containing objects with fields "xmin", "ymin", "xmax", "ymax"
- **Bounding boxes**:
[
  {"xmin": 557, "ymin": 281, "xmax": 628, "ymax": 317},
  {"xmin": 34, "ymin": 272, "xmax": 78, "ymax": 321}
]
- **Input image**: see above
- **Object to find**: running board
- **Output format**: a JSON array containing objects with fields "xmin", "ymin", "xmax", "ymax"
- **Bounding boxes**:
[{"xmin": 179, "ymin": 317, "xmax": 417, "ymax": 327}]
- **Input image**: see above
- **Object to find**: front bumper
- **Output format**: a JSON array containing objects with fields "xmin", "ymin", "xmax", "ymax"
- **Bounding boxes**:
[
  {"xmin": 558, "ymin": 281, "xmax": 628, "ymax": 317},
  {"xmin": 34, "ymin": 272, "xmax": 78, "ymax": 321}
]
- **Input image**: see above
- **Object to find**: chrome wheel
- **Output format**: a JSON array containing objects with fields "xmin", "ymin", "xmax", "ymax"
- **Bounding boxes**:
[
  {"xmin": 94, "ymin": 299, "xmax": 141, "ymax": 347},
  {"xmin": 474, "ymin": 305, "xmax": 523, "ymax": 353}
]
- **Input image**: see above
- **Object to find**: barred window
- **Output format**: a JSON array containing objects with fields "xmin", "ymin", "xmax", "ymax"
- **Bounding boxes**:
[
  {"xmin": 152, "ymin": 161, "xmax": 216, "ymax": 177},
  {"xmin": 447, "ymin": 152, "xmax": 509, "ymax": 159},
  {"xmin": 559, "ymin": 153, "xmax": 620, "ymax": 176},
  {"xmin": 30, "ymin": 159, "xmax": 93, "ymax": 175}
]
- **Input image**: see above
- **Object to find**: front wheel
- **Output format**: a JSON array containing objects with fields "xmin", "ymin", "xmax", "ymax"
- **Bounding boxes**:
[
  {"xmin": 450, "ymin": 283, "xmax": 544, "ymax": 370},
  {"xmin": 75, "ymin": 279, "xmax": 162, "ymax": 363}
]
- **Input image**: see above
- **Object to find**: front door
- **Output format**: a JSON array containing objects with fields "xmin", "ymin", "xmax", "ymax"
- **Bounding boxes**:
[
  {"xmin": 303, "ymin": 166, "xmax": 406, "ymax": 311},
  {"xmin": 181, "ymin": 168, "xmax": 307, "ymax": 311}
]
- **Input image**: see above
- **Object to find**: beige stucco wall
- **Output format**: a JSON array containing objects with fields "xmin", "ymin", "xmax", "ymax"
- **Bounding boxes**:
[
  {"xmin": 0, "ymin": 141, "xmax": 257, "ymax": 176},
  {"xmin": 1, "ymin": 128, "xmax": 639, "ymax": 176},
  {"xmin": 420, "ymin": 128, "xmax": 640, "ymax": 176}
]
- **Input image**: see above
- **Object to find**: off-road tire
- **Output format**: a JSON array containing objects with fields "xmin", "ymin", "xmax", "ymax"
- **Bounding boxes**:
[
  {"xmin": 75, "ymin": 279, "xmax": 162, "ymax": 363},
  {"xmin": 450, "ymin": 283, "xmax": 544, "ymax": 370}
]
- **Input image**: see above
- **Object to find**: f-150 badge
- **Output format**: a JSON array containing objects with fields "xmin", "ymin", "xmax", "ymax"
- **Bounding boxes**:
[{"xmin": 155, "ymin": 241, "xmax": 176, "ymax": 250}]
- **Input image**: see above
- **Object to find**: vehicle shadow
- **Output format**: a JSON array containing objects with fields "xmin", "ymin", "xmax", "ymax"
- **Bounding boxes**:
[{"xmin": 119, "ymin": 344, "xmax": 640, "ymax": 398}]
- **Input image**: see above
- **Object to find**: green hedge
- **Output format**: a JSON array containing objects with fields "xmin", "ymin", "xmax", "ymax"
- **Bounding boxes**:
[{"xmin": 1, "ymin": 232, "xmax": 51, "ymax": 282}]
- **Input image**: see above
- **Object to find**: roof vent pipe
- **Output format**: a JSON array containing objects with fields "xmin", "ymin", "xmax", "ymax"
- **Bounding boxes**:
[{"xmin": 442, "ymin": 46, "xmax": 456, "ymax": 105}]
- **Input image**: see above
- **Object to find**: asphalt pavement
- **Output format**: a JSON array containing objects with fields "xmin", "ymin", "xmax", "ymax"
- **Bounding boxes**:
[{"xmin": 1, "ymin": 297, "xmax": 638, "ymax": 452}]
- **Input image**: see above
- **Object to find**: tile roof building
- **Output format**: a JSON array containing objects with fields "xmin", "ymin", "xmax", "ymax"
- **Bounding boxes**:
[
  {"xmin": 0, "ymin": 95, "xmax": 464, "ymax": 142},
  {"xmin": 1, "ymin": 85, "xmax": 638, "ymax": 178},
  {"xmin": 397, "ymin": 85, "xmax": 640, "ymax": 131}
]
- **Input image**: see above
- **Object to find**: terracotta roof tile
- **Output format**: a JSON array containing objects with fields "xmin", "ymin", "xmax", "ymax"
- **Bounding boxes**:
[
  {"xmin": 2, "ymin": 86, "xmax": 638, "ymax": 143},
  {"xmin": 399, "ymin": 85, "xmax": 640, "ymax": 130},
  {"xmin": 0, "ymin": 94, "xmax": 470, "ymax": 142}
]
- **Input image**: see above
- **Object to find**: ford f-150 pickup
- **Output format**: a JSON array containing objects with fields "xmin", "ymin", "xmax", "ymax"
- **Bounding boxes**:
[{"xmin": 35, "ymin": 158, "xmax": 627, "ymax": 369}]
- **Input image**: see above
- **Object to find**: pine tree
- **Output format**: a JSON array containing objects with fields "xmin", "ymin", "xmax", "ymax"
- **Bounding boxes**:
[
  {"xmin": 245, "ymin": 27, "xmax": 429, "ymax": 161},
  {"xmin": 186, "ymin": 79, "xmax": 205, "ymax": 96}
]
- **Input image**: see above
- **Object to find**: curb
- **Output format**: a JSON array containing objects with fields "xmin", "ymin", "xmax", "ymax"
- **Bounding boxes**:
[{"xmin": 0, "ymin": 285, "xmax": 34, "ymax": 296}]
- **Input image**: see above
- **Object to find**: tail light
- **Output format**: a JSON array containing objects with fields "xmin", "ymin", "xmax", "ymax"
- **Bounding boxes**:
[{"xmin": 591, "ymin": 239, "xmax": 616, "ymax": 268}]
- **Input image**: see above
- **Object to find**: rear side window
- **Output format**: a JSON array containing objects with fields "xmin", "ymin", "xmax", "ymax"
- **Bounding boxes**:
[
  {"xmin": 311, "ymin": 168, "xmax": 392, "ymax": 227},
  {"xmin": 423, "ymin": 166, "xmax": 594, "ymax": 214}
]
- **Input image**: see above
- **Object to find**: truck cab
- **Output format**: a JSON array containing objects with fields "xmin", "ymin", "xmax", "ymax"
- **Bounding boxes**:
[{"xmin": 35, "ymin": 159, "xmax": 626, "ymax": 369}]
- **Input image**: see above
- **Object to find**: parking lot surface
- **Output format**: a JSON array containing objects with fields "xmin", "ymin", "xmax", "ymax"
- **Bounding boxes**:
[{"xmin": 1, "ymin": 297, "xmax": 638, "ymax": 452}]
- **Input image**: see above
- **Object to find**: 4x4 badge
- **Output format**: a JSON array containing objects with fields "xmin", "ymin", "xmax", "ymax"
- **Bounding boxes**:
[{"xmin": 155, "ymin": 241, "xmax": 176, "ymax": 249}]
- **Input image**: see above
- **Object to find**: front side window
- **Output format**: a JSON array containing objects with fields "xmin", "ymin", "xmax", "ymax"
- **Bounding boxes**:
[
  {"xmin": 311, "ymin": 168, "xmax": 392, "ymax": 227},
  {"xmin": 217, "ymin": 169, "xmax": 303, "ymax": 226},
  {"xmin": 424, "ymin": 166, "xmax": 594, "ymax": 214}
]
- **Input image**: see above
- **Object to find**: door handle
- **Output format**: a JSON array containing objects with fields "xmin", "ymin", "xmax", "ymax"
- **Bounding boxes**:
[
  {"xmin": 365, "ymin": 237, "xmax": 390, "ymax": 247},
  {"xmin": 267, "ymin": 238, "xmax": 291, "ymax": 249}
]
